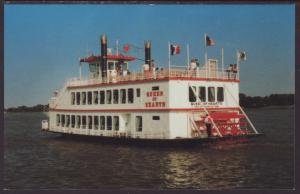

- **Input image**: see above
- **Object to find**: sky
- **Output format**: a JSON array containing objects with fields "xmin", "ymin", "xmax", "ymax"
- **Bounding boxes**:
[{"xmin": 4, "ymin": 4, "xmax": 295, "ymax": 108}]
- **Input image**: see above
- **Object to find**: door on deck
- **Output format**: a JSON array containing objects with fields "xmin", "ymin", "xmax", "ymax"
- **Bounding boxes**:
[{"xmin": 122, "ymin": 113, "xmax": 131, "ymax": 136}]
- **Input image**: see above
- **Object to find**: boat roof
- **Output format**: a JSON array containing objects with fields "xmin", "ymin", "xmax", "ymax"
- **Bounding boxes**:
[{"xmin": 80, "ymin": 54, "xmax": 136, "ymax": 63}]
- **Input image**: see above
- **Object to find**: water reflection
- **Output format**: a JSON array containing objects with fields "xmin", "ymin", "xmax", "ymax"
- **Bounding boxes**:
[
  {"xmin": 4, "ymin": 108, "xmax": 294, "ymax": 189},
  {"xmin": 159, "ymin": 147, "xmax": 252, "ymax": 189}
]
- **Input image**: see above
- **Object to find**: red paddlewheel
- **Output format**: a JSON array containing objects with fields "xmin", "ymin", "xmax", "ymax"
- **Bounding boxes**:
[{"xmin": 197, "ymin": 111, "xmax": 252, "ymax": 137}]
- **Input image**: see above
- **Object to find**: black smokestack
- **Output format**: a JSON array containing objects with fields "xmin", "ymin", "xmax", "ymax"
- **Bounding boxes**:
[
  {"xmin": 145, "ymin": 41, "xmax": 151, "ymax": 67},
  {"xmin": 101, "ymin": 34, "xmax": 107, "ymax": 77}
]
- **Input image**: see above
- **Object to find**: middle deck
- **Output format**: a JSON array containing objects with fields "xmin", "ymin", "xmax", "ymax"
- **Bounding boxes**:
[{"xmin": 50, "ymin": 69, "xmax": 240, "ymax": 112}]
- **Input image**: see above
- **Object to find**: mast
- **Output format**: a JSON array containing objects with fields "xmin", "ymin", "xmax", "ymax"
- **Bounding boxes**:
[
  {"xmin": 221, "ymin": 47, "xmax": 224, "ymax": 79},
  {"xmin": 79, "ymin": 61, "xmax": 82, "ymax": 80},
  {"xmin": 168, "ymin": 42, "xmax": 171, "ymax": 75},
  {"xmin": 187, "ymin": 44, "xmax": 190, "ymax": 70},
  {"xmin": 116, "ymin": 39, "xmax": 119, "ymax": 55},
  {"xmin": 204, "ymin": 33, "xmax": 208, "ymax": 78}
]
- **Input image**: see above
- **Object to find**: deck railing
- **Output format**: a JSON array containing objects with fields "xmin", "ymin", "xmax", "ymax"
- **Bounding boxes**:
[{"xmin": 66, "ymin": 68, "xmax": 239, "ymax": 87}]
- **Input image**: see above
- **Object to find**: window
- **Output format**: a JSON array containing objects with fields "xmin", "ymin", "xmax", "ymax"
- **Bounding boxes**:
[
  {"xmin": 113, "ymin": 90, "xmax": 119, "ymax": 104},
  {"xmin": 56, "ymin": 114, "xmax": 60, "ymax": 127},
  {"xmin": 76, "ymin": 115, "xmax": 81, "ymax": 128},
  {"xmin": 208, "ymin": 87, "xmax": 215, "ymax": 102},
  {"xmin": 89, "ymin": 63, "xmax": 97, "ymax": 73},
  {"xmin": 152, "ymin": 86, "xmax": 159, "ymax": 90},
  {"xmin": 199, "ymin": 87, "xmax": 206, "ymax": 102},
  {"xmin": 106, "ymin": 90, "xmax": 112, "ymax": 104},
  {"xmin": 88, "ymin": 91, "xmax": 92, "ymax": 105},
  {"xmin": 113, "ymin": 116, "xmax": 119, "ymax": 131},
  {"xmin": 100, "ymin": 91, "xmax": 105, "ymax": 104},
  {"xmin": 82, "ymin": 116, "xmax": 87, "ymax": 129},
  {"xmin": 100, "ymin": 116, "xmax": 105, "ymax": 130},
  {"xmin": 71, "ymin": 115, "xmax": 75, "ymax": 128},
  {"xmin": 136, "ymin": 116, "xmax": 143, "ymax": 132},
  {"xmin": 217, "ymin": 87, "xmax": 224, "ymax": 102},
  {"xmin": 107, "ymin": 116, "xmax": 112, "ymax": 130},
  {"xmin": 136, "ymin": 88, "xmax": 141, "ymax": 97},
  {"xmin": 88, "ymin": 116, "xmax": 93, "ymax": 129},
  {"xmin": 120, "ymin": 89, "xmax": 126, "ymax": 104},
  {"xmin": 93, "ymin": 91, "xmax": 99, "ymax": 104},
  {"xmin": 128, "ymin": 88, "xmax": 134, "ymax": 103},
  {"xmin": 117, "ymin": 61, "xmax": 128, "ymax": 71},
  {"xmin": 61, "ymin": 115, "xmax": 65, "ymax": 127},
  {"xmin": 71, "ymin": 92, "xmax": 75, "ymax": 105},
  {"xmin": 94, "ymin": 116, "xmax": 99, "ymax": 130},
  {"xmin": 82, "ymin": 92, "xmax": 86, "ymax": 105},
  {"xmin": 76, "ymin": 92, "xmax": 80, "ymax": 105},
  {"xmin": 189, "ymin": 86, "xmax": 197, "ymax": 102},
  {"xmin": 108, "ymin": 61, "xmax": 114, "ymax": 70},
  {"xmin": 152, "ymin": 116, "xmax": 160, "ymax": 120},
  {"xmin": 66, "ymin": 115, "xmax": 70, "ymax": 128}
]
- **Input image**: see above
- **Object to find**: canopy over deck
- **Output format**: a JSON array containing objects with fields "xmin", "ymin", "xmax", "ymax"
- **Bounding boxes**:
[{"xmin": 80, "ymin": 54, "xmax": 136, "ymax": 63}]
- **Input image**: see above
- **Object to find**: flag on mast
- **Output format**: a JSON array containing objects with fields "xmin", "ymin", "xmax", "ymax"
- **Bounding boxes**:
[
  {"xmin": 123, "ymin": 44, "xmax": 130, "ymax": 52},
  {"xmin": 238, "ymin": 51, "xmax": 247, "ymax": 61},
  {"xmin": 206, "ymin": 35, "xmax": 215, "ymax": 46},
  {"xmin": 170, "ymin": 44, "xmax": 181, "ymax": 55}
]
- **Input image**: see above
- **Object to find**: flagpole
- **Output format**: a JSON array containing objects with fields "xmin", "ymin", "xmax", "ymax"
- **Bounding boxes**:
[
  {"xmin": 116, "ymin": 40, "xmax": 119, "ymax": 55},
  {"xmin": 79, "ymin": 61, "xmax": 82, "ymax": 80},
  {"xmin": 204, "ymin": 33, "xmax": 208, "ymax": 78},
  {"xmin": 221, "ymin": 47, "xmax": 224, "ymax": 79},
  {"xmin": 187, "ymin": 44, "xmax": 190, "ymax": 77},
  {"xmin": 236, "ymin": 50, "xmax": 240, "ymax": 80},
  {"xmin": 187, "ymin": 44, "xmax": 190, "ymax": 68},
  {"xmin": 168, "ymin": 42, "xmax": 171, "ymax": 76}
]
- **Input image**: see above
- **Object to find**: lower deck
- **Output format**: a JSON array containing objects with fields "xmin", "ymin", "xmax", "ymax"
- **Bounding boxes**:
[{"xmin": 48, "ymin": 108, "xmax": 255, "ymax": 139}]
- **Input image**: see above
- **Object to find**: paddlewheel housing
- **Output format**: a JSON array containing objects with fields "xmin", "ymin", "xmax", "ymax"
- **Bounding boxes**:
[{"xmin": 192, "ymin": 110, "xmax": 255, "ymax": 138}]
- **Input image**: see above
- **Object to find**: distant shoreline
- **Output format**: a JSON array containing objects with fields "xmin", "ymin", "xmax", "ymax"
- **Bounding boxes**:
[
  {"xmin": 4, "ymin": 105, "xmax": 294, "ymax": 114},
  {"xmin": 4, "ymin": 93, "xmax": 294, "ymax": 112}
]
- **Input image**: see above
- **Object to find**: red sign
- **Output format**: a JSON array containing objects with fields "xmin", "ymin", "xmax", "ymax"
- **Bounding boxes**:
[
  {"xmin": 146, "ymin": 91, "xmax": 163, "ymax": 97},
  {"xmin": 145, "ymin": 102, "xmax": 166, "ymax": 108},
  {"xmin": 145, "ymin": 90, "xmax": 166, "ymax": 108}
]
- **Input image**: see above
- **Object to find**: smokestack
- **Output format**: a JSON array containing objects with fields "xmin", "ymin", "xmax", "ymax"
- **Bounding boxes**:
[
  {"xmin": 145, "ymin": 41, "xmax": 151, "ymax": 67},
  {"xmin": 101, "ymin": 34, "xmax": 108, "ymax": 77}
]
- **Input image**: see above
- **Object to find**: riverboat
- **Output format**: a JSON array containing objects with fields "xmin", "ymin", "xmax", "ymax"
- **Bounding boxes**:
[{"xmin": 42, "ymin": 34, "xmax": 262, "ymax": 145}]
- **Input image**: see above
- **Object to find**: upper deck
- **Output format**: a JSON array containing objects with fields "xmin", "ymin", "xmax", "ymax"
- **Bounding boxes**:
[
  {"xmin": 67, "ymin": 67, "xmax": 239, "ymax": 89},
  {"xmin": 66, "ymin": 35, "xmax": 240, "ymax": 89}
]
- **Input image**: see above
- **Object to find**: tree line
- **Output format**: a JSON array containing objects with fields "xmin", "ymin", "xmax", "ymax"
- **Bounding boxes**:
[
  {"xmin": 239, "ymin": 93, "xmax": 294, "ymax": 108},
  {"xmin": 5, "ymin": 104, "xmax": 49, "ymax": 112},
  {"xmin": 4, "ymin": 93, "xmax": 294, "ymax": 112}
]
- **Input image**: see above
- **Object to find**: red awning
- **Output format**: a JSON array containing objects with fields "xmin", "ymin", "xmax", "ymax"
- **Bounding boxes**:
[{"xmin": 80, "ymin": 54, "xmax": 136, "ymax": 63}]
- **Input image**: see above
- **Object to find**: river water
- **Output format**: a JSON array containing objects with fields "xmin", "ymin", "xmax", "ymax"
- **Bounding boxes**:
[{"xmin": 4, "ymin": 107, "xmax": 294, "ymax": 189}]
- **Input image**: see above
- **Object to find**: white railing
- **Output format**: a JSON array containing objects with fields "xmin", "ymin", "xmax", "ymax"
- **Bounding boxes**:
[{"xmin": 66, "ymin": 68, "xmax": 240, "ymax": 87}]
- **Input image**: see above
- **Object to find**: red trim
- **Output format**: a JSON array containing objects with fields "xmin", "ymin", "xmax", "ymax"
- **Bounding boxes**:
[
  {"xmin": 49, "ymin": 107, "xmax": 240, "ymax": 113},
  {"xmin": 67, "ymin": 77, "xmax": 240, "ymax": 89},
  {"xmin": 169, "ymin": 77, "xmax": 240, "ymax": 82}
]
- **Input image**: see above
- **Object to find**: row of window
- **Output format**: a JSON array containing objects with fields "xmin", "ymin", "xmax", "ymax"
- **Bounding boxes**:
[
  {"xmin": 56, "ymin": 114, "xmax": 145, "ymax": 132},
  {"xmin": 56, "ymin": 114, "xmax": 119, "ymax": 131},
  {"xmin": 71, "ymin": 88, "xmax": 141, "ymax": 105},
  {"xmin": 189, "ymin": 86, "xmax": 224, "ymax": 102}
]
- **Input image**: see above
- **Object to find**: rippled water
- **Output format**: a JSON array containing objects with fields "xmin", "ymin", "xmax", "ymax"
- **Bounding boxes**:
[{"xmin": 4, "ymin": 107, "xmax": 294, "ymax": 189}]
